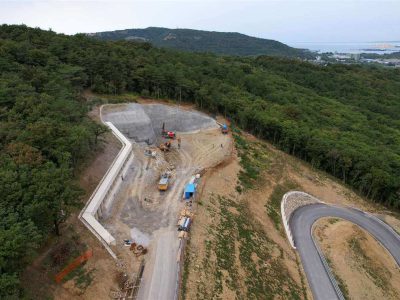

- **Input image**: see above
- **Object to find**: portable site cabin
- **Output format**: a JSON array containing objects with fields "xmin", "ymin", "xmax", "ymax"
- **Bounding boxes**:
[{"xmin": 184, "ymin": 183, "xmax": 196, "ymax": 200}]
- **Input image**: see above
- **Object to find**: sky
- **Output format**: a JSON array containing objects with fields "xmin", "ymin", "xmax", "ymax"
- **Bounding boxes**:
[{"xmin": 0, "ymin": 0, "xmax": 399, "ymax": 43}]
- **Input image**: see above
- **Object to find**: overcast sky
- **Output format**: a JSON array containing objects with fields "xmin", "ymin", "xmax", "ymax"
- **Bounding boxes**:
[{"xmin": 1, "ymin": 0, "xmax": 399, "ymax": 43}]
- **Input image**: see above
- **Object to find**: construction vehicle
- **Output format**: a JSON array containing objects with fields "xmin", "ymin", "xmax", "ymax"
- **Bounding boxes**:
[
  {"xmin": 179, "ymin": 207, "xmax": 194, "ymax": 219},
  {"xmin": 163, "ymin": 131, "xmax": 176, "ymax": 139},
  {"xmin": 159, "ymin": 141, "xmax": 172, "ymax": 152},
  {"xmin": 177, "ymin": 217, "xmax": 191, "ymax": 232},
  {"xmin": 158, "ymin": 172, "xmax": 171, "ymax": 191},
  {"xmin": 162, "ymin": 122, "xmax": 176, "ymax": 139},
  {"xmin": 221, "ymin": 124, "xmax": 228, "ymax": 134}
]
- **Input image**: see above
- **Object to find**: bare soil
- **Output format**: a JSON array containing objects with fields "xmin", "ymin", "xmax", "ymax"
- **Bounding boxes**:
[
  {"xmin": 182, "ymin": 130, "xmax": 400, "ymax": 300},
  {"xmin": 182, "ymin": 133, "xmax": 311, "ymax": 300},
  {"xmin": 314, "ymin": 218, "xmax": 400, "ymax": 300}
]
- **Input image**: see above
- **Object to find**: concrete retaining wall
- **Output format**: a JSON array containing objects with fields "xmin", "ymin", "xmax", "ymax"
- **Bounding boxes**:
[
  {"xmin": 281, "ymin": 191, "xmax": 322, "ymax": 249},
  {"xmin": 79, "ymin": 120, "xmax": 133, "ymax": 258}
]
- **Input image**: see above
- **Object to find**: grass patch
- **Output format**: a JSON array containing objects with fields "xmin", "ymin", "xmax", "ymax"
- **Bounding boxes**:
[
  {"xmin": 63, "ymin": 264, "xmax": 95, "ymax": 292},
  {"xmin": 331, "ymin": 269, "xmax": 350, "ymax": 300},
  {"xmin": 94, "ymin": 92, "xmax": 138, "ymax": 103},
  {"xmin": 233, "ymin": 131, "xmax": 270, "ymax": 191},
  {"xmin": 86, "ymin": 92, "xmax": 138, "ymax": 109},
  {"xmin": 266, "ymin": 181, "xmax": 298, "ymax": 231},
  {"xmin": 348, "ymin": 236, "xmax": 392, "ymax": 292},
  {"xmin": 208, "ymin": 195, "xmax": 303, "ymax": 299},
  {"xmin": 328, "ymin": 218, "xmax": 340, "ymax": 224},
  {"xmin": 42, "ymin": 226, "xmax": 88, "ymax": 276},
  {"xmin": 183, "ymin": 133, "xmax": 307, "ymax": 299},
  {"xmin": 295, "ymin": 256, "xmax": 309, "ymax": 300},
  {"xmin": 324, "ymin": 253, "xmax": 350, "ymax": 299}
]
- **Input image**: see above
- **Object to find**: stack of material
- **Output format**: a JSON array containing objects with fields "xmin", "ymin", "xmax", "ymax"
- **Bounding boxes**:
[
  {"xmin": 177, "ymin": 216, "xmax": 186, "ymax": 228},
  {"xmin": 129, "ymin": 242, "xmax": 148, "ymax": 257},
  {"xmin": 179, "ymin": 207, "xmax": 194, "ymax": 219},
  {"xmin": 178, "ymin": 231, "xmax": 188, "ymax": 239}
]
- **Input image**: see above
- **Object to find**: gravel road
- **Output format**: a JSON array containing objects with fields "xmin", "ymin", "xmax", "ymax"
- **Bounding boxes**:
[{"xmin": 290, "ymin": 203, "xmax": 400, "ymax": 300}]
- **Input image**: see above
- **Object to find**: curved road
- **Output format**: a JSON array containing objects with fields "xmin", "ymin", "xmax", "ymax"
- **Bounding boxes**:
[{"xmin": 290, "ymin": 203, "xmax": 400, "ymax": 300}]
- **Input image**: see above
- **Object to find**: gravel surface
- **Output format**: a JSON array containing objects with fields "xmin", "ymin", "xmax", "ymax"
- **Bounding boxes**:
[
  {"xmin": 102, "ymin": 103, "xmax": 218, "ymax": 144},
  {"xmin": 284, "ymin": 192, "xmax": 320, "ymax": 222}
]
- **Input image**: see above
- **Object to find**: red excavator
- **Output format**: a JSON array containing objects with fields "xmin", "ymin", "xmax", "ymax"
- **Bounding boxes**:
[{"xmin": 162, "ymin": 122, "xmax": 176, "ymax": 139}]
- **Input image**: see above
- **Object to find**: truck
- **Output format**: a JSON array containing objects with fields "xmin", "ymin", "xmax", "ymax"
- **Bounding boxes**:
[
  {"xmin": 221, "ymin": 124, "xmax": 228, "ymax": 134},
  {"xmin": 158, "ymin": 173, "xmax": 170, "ymax": 191}
]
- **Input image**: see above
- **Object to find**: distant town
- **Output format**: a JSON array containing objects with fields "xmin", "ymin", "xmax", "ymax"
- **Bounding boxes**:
[{"xmin": 310, "ymin": 52, "xmax": 400, "ymax": 67}]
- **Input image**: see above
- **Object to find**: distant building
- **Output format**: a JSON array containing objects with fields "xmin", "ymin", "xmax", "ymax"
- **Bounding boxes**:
[
  {"xmin": 332, "ymin": 53, "xmax": 351, "ymax": 60},
  {"xmin": 350, "ymin": 53, "xmax": 361, "ymax": 61}
]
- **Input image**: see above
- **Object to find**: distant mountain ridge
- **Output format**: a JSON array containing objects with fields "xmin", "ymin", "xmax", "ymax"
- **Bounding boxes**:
[{"xmin": 89, "ymin": 27, "xmax": 313, "ymax": 58}]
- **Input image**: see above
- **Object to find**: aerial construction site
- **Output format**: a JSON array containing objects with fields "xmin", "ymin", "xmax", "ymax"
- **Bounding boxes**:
[
  {"xmin": 88, "ymin": 102, "xmax": 232, "ymax": 299},
  {"xmin": 56, "ymin": 100, "xmax": 400, "ymax": 300}
]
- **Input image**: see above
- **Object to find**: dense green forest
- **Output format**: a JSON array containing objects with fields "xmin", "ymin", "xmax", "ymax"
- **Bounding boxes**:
[
  {"xmin": 91, "ymin": 27, "xmax": 313, "ymax": 58},
  {"xmin": 0, "ymin": 25, "xmax": 106, "ymax": 297},
  {"xmin": 1, "ymin": 25, "xmax": 400, "ymax": 297}
]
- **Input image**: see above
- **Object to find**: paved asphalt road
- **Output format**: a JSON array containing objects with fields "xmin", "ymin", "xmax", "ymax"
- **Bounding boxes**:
[
  {"xmin": 290, "ymin": 203, "xmax": 400, "ymax": 300},
  {"xmin": 137, "ymin": 230, "xmax": 179, "ymax": 300}
]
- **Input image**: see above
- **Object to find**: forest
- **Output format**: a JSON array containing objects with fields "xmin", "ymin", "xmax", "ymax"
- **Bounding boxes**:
[
  {"xmin": 91, "ymin": 27, "xmax": 312, "ymax": 58},
  {"xmin": 0, "ymin": 24, "xmax": 400, "ymax": 297}
]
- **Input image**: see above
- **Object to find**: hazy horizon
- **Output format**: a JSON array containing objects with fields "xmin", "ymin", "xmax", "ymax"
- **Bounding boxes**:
[{"xmin": 1, "ymin": 0, "xmax": 399, "ymax": 44}]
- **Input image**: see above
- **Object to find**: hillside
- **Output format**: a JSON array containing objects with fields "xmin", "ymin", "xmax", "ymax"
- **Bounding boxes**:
[
  {"xmin": 1, "ymin": 24, "xmax": 400, "ymax": 297},
  {"xmin": 181, "ymin": 128, "xmax": 400, "ymax": 300},
  {"xmin": 89, "ymin": 27, "xmax": 313, "ymax": 58}
]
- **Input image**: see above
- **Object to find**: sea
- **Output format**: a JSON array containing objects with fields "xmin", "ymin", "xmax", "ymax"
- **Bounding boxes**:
[{"xmin": 287, "ymin": 41, "xmax": 400, "ymax": 54}]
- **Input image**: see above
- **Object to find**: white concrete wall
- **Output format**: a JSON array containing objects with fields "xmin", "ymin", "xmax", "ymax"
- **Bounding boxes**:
[
  {"xmin": 281, "ymin": 191, "xmax": 322, "ymax": 249},
  {"xmin": 79, "ymin": 120, "xmax": 133, "ymax": 257}
]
